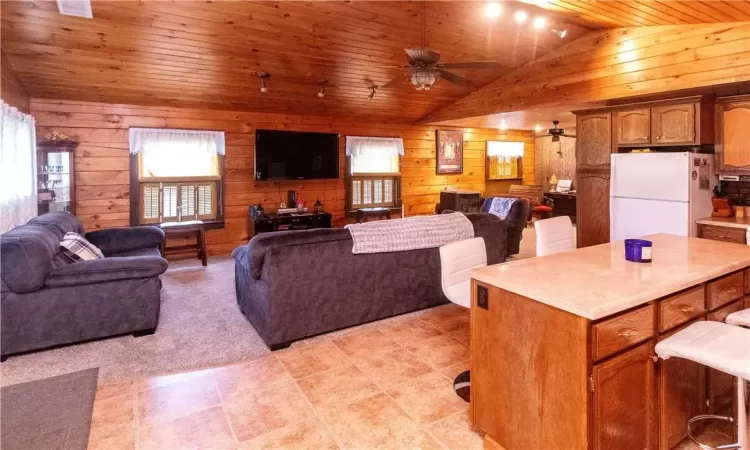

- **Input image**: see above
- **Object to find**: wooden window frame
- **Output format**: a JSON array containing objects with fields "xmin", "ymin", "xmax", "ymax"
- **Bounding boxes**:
[
  {"xmin": 486, "ymin": 154, "xmax": 524, "ymax": 181},
  {"xmin": 345, "ymin": 157, "xmax": 402, "ymax": 214},
  {"xmin": 130, "ymin": 154, "xmax": 225, "ymax": 228}
]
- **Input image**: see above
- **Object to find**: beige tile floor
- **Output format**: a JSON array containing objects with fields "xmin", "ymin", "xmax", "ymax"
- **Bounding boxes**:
[{"xmin": 87, "ymin": 304, "xmax": 482, "ymax": 450}]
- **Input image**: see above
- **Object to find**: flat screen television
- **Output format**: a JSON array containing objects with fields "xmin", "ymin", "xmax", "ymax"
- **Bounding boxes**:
[{"xmin": 254, "ymin": 129, "xmax": 339, "ymax": 180}]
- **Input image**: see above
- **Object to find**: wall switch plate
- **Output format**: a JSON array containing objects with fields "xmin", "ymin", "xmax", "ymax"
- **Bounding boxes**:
[{"xmin": 477, "ymin": 285, "xmax": 489, "ymax": 310}]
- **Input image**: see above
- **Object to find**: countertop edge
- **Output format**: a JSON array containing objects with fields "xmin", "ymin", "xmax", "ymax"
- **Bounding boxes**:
[
  {"xmin": 471, "ymin": 260, "xmax": 750, "ymax": 321},
  {"xmin": 696, "ymin": 218, "xmax": 750, "ymax": 230}
]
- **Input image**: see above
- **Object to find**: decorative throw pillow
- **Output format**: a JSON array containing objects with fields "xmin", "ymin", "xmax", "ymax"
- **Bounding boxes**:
[{"xmin": 59, "ymin": 232, "xmax": 104, "ymax": 263}]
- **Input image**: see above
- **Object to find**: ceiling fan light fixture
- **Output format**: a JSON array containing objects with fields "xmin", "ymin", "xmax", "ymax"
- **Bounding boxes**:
[
  {"xmin": 532, "ymin": 16, "xmax": 547, "ymax": 29},
  {"xmin": 410, "ymin": 70, "xmax": 436, "ymax": 91},
  {"xmin": 257, "ymin": 72, "xmax": 270, "ymax": 93},
  {"xmin": 514, "ymin": 10, "xmax": 528, "ymax": 24},
  {"xmin": 484, "ymin": 3, "xmax": 502, "ymax": 19},
  {"xmin": 551, "ymin": 134, "xmax": 560, "ymax": 142}
]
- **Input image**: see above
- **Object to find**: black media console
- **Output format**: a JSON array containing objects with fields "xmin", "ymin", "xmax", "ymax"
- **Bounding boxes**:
[{"xmin": 251, "ymin": 211, "xmax": 332, "ymax": 236}]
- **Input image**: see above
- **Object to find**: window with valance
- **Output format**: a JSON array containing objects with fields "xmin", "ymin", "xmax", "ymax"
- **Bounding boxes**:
[
  {"xmin": 486, "ymin": 141, "xmax": 524, "ymax": 180},
  {"xmin": 345, "ymin": 136, "xmax": 403, "ymax": 211},
  {"xmin": 129, "ymin": 128, "xmax": 225, "ymax": 225}
]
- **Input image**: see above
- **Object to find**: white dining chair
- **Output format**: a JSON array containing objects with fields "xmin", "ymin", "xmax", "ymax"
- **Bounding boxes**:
[
  {"xmin": 727, "ymin": 308, "xmax": 750, "ymax": 328},
  {"xmin": 439, "ymin": 237, "xmax": 487, "ymax": 402},
  {"xmin": 534, "ymin": 216, "xmax": 574, "ymax": 257}
]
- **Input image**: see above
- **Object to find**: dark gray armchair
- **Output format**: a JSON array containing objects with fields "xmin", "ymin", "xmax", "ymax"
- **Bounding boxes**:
[{"xmin": 1, "ymin": 212, "xmax": 168, "ymax": 361}]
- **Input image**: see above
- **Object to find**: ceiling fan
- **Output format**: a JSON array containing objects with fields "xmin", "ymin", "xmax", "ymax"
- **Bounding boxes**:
[
  {"xmin": 381, "ymin": 49, "xmax": 502, "ymax": 91},
  {"xmin": 540, "ymin": 120, "xmax": 577, "ymax": 142},
  {"xmin": 378, "ymin": 1, "xmax": 501, "ymax": 92}
]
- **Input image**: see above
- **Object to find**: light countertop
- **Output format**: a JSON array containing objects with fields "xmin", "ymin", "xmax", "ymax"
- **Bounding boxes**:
[
  {"xmin": 697, "ymin": 216, "xmax": 750, "ymax": 229},
  {"xmin": 471, "ymin": 234, "xmax": 750, "ymax": 320}
]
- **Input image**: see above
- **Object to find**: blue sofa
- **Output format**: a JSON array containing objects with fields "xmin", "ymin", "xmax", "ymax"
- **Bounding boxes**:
[{"xmin": 0, "ymin": 212, "xmax": 168, "ymax": 360}]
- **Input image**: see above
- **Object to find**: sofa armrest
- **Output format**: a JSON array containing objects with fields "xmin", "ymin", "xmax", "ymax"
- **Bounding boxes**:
[
  {"xmin": 45, "ymin": 256, "xmax": 168, "ymax": 287},
  {"xmin": 85, "ymin": 226, "xmax": 165, "ymax": 255}
]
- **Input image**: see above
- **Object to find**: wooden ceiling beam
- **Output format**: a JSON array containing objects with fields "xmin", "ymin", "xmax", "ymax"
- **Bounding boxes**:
[{"xmin": 419, "ymin": 22, "xmax": 750, "ymax": 124}]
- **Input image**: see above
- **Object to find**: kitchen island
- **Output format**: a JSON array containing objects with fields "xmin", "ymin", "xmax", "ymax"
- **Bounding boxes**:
[{"xmin": 470, "ymin": 234, "xmax": 750, "ymax": 450}]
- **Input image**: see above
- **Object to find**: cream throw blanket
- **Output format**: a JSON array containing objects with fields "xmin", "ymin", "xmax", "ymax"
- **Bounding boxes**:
[{"xmin": 345, "ymin": 213, "xmax": 475, "ymax": 254}]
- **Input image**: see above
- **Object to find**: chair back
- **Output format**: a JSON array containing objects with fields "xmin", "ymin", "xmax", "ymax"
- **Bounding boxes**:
[
  {"xmin": 534, "ymin": 216, "xmax": 574, "ymax": 257},
  {"xmin": 439, "ymin": 237, "xmax": 487, "ymax": 307}
]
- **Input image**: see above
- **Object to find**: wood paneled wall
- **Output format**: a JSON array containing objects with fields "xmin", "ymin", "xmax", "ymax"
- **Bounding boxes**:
[
  {"xmin": 1, "ymin": 52, "xmax": 29, "ymax": 113},
  {"xmin": 421, "ymin": 22, "xmax": 750, "ymax": 123},
  {"xmin": 30, "ymin": 99, "xmax": 533, "ymax": 255},
  {"xmin": 534, "ymin": 133, "xmax": 577, "ymax": 192}
]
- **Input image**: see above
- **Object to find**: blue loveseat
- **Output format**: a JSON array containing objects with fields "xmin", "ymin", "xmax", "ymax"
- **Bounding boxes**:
[{"xmin": 0, "ymin": 212, "xmax": 168, "ymax": 360}]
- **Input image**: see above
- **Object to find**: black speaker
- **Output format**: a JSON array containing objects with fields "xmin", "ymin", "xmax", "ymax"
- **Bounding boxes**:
[{"xmin": 287, "ymin": 190, "xmax": 297, "ymax": 208}]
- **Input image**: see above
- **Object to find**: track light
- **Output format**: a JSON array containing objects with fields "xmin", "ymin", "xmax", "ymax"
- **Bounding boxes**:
[
  {"xmin": 367, "ymin": 86, "xmax": 378, "ymax": 100},
  {"xmin": 257, "ymin": 72, "xmax": 270, "ymax": 93},
  {"xmin": 317, "ymin": 80, "xmax": 328, "ymax": 98},
  {"xmin": 551, "ymin": 28, "xmax": 567, "ymax": 38},
  {"xmin": 484, "ymin": 3, "xmax": 502, "ymax": 19},
  {"xmin": 532, "ymin": 16, "xmax": 547, "ymax": 29},
  {"xmin": 513, "ymin": 10, "xmax": 528, "ymax": 24},
  {"xmin": 499, "ymin": 120, "xmax": 508, "ymax": 131}
]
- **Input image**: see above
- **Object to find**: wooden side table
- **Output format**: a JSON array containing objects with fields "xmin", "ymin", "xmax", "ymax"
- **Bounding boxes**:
[
  {"xmin": 160, "ymin": 220, "xmax": 207, "ymax": 266},
  {"xmin": 356, "ymin": 207, "xmax": 392, "ymax": 223}
]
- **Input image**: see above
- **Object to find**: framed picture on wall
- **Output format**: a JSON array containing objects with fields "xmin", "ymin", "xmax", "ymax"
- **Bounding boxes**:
[{"xmin": 436, "ymin": 130, "xmax": 463, "ymax": 174}]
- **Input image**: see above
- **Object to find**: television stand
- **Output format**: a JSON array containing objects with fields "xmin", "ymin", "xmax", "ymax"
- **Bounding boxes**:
[{"xmin": 251, "ymin": 212, "xmax": 332, "ymax": 236}]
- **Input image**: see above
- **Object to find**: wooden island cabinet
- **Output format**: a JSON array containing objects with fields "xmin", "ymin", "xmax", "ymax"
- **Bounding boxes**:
[{"xmin": 470, "ymin": 235, "xmax": 750, "ymax": 450}]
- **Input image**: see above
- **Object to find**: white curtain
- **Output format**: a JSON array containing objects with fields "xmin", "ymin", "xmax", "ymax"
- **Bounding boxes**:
[
  {"xmin": 0, "ymin": 101, "xmax": 37, "ymax": 233},
  {"xmin": 346, "ymin": 136, "xmax": 403, "ymax": 174},
  {"xmin": 129, "ymin": 128, "xmax": 225, "ymax": 178}
]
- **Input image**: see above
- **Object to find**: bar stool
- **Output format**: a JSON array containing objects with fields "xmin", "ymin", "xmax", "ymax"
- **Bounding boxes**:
[{"xmin": 655, "ymin": 321, "xmax": 750, "ymax": 450}]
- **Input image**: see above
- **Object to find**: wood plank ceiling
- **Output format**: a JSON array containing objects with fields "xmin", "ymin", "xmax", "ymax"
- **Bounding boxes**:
[
  {"xmin": 0, "ymin": 0, "xmax": 592, "ymax": 123},
  {"xmin": 535, "ymin": 1, "xmax": 750, "ymax": 27}
]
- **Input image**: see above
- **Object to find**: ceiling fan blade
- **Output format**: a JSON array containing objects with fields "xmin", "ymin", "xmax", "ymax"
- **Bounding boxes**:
[
  {"xmin": 562, "ymin": 133, "xmax": 577, "ymax": 138},
  {"xmin": 381, "ymin": 75, "xmax": 405, "ymax": 89},
  {"xmin": 437, "ymin": 61, "xmax": 502, "ymax": 69},
  {"xmin": 405, "ymin": 48, "xmax": 440, "ymax": 66},
  {"xmin": 436, "ymin": 69, "xmax": 473, "ymax": 87}
]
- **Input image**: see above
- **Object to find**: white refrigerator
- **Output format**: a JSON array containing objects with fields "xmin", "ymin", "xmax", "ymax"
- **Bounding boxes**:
[{"xmin": 610, "ymin": 152, "xmax": 716, "ymax": 241}]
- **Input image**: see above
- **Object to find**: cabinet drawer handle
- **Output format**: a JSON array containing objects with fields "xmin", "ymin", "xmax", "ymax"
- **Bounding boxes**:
[
  {"xmin": 678, "ymin": 305, "xmax": 694, "ymax": 313},
  {"xmin": 618, "ymin": 328, "xmax": 638, "ymax": 337},
  {"xmin": 724, "ymin": 287, "xmax": 738, "ymax": 294}
]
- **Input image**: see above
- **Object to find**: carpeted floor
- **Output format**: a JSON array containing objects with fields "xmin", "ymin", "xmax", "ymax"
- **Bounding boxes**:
[
  {"xmin": 1, "ymin": 257, "xmax": 270, "ymax": 386},
  {"xmin": 1, "ymin": 228, "xmax": 543, "ymax": 387}
]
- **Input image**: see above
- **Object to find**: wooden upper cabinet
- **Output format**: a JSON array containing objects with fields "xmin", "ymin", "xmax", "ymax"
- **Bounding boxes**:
[
  {"xmin": 716, "ymin": 96, "xmax": 750, "ymax": 173},
  {"xmin": 651, "ymin": 103, "xmax": 697, "ymax": 145},
  {"xmin": 592, "ymin": 342, "xmax": 657, "ymax": 450},
  {"xmin": 615, "ymin": 109, "xmax": 650, "ymax": 146},
  {"xmin": 577, "ymin": 112, "xmax": 612, "ymax": 170}
]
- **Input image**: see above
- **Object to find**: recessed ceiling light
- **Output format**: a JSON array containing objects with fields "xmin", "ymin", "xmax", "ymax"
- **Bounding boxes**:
[
  {"xmin": 534, "ymin": 124, "xmax": 543, "ymax": 132},
  {"xmin": 499, "ymin": 120, "xmax": 508, "ymax": 131},
  {"xmin": 484, "ymin": 3, "xmax": 502, "ymax": 19},
  {"xmin": 532, "ymin": 16, "xmax": 547, "ymax": 29},
  {"xmin": 514, "ymin": 10, "xmax": 528, "ymax": 24}
]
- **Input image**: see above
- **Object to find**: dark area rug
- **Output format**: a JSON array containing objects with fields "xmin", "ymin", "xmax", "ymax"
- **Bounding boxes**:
[{"xmin": 1, "ymin": 368, "xmax": 98, "ymax": 450}]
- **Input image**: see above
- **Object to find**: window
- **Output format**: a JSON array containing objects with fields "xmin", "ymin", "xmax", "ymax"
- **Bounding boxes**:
[
  {"xmin": 129, "ymin": 128, "xmax": 225, "ymax": 225},
  {"xmin": 346, "ymin": 136, "xmax": 403, "ymax": 211},
  {"xmin": 486, "ymin": 141, "xmax": 524, "ymax": 180},
  {"xmin": 0, "ymin": 101, "xmax": 37, "ymax": 233}
]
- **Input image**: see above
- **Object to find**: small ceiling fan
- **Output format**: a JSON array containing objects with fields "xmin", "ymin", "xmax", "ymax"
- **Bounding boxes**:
[
  {"xmin": 540, "ymin": 120, "xmax": 577, "ymax": 142},
  {"xmin": 378, "ymin": 1, "xmax": 501, "ymax": 92}
]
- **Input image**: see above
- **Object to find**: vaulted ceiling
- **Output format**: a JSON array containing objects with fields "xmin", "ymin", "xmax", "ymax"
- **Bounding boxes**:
[{"xmin": 2, "ymin": 1, "xmax": 749, "ymax": 124}]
